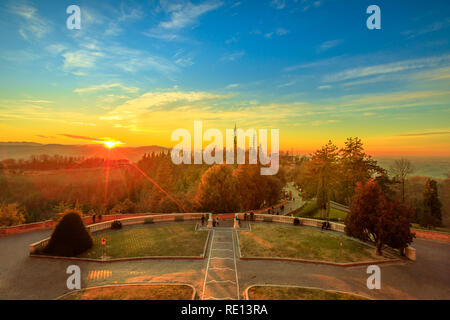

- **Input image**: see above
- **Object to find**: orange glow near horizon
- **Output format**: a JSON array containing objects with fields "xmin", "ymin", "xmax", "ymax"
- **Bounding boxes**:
[{"xmin": 99, "ymin": 140, "xmax": 123, "ymax": 149}]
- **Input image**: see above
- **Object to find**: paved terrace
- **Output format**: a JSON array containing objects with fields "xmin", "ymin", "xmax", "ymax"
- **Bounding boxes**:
[{"xmin": 0, "ymin": 219, "xmax": 449, "ymax": 300}]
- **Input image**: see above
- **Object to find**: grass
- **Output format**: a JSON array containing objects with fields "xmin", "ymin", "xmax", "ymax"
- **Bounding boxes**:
[
  {"xmin": 60, "ymin": 285, "xmax": 193, "ymax": 300},
  {"xmin": 248, "ymin": 286, "xmax": 368, "ymax": 300},
  {"xmin": 79, "ymin": 223, "xmax": 208, "ymax": 259},
  {"xmin": 411, "ymin": 223, "xmax": 450, "ymax": 234},
  {"xmin": 238, "ymin": 223, "xmax": 389, "ymax": 263},
  {"xmin": 293, "ymin": 201, "xmax": 347, "ymax": 221}
]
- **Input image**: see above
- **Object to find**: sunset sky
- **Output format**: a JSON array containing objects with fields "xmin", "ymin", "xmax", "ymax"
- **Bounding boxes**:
[{"xmin": 0, "ymin": 0, "xmax": 449, "ymax": 155}]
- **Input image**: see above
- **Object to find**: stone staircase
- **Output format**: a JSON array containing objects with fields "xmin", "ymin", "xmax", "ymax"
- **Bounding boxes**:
[{"xmin": 202, "ymin": 229, "xmax": 239, "ymax": 300}]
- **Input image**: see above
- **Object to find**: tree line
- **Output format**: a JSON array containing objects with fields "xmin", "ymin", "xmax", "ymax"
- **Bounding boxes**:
[
  {"xmin": 1, "ymin": 154, "xmax": 128, "ymax": 171},
  {"xmin": 0, "ymin": 151, "xmax": 286, "ymax": 225}
]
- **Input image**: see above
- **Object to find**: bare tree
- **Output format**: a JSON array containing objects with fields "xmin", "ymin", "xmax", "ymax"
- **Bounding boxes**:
[{"xmin": 390, "ymin": 158, "xmax": 414, "ymax": 202}]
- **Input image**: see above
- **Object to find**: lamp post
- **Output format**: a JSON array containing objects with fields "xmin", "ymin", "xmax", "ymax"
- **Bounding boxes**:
[{"xmin": 101, "ymin": 237, "xmax": 106, "ymax": 260}]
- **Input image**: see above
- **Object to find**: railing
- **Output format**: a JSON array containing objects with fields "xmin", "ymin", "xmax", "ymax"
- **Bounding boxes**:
[
  {"xmin": 29, "ymin": 211, "xmax": 347, "ymax": 254},
  {"xmin": 236, "ymin": 213, "xmax": 346, "ymax": 233},
  {"xmin": 29, "ymin": 213, "xmax": 206, "ymax": 254},
  {"xmin": 330, "ymin": 200, "xmax": 350, "ymax": 213}
]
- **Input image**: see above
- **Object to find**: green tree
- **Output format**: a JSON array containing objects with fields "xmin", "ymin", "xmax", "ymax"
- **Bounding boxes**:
[
  {"xmin": 295, "ymin": 141, "xmax": 339, "ymax": 218},
  {"xmin": 233, "ymin": 164, "xmax": 283, "ymax": 210},
  {"xmin": 422, "ymin": 179, "xmax": 442, "ymax": 227},
  {"xmin": 337, "ymin": 137, "xmax": 384, "ymax": 205},
  {"xmin": 195, "ymin": 164, "xmax": 240, "ymax": 213},
  {"xmin": 149, "ymin": 159, "xmax": 175, "ymax": 212}
]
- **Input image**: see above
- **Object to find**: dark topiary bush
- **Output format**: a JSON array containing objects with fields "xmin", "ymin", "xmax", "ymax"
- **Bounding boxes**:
[
  {"xmin": 293, "ymin": 218, "xmax": 301, "ymax": 226},
  {"xmin": 44, "ymin": 210, "xmax": 93, "ymax": 257},
  {"xmin": 111, "ymin": 220, "xmax": 122, "ymax": 229}
]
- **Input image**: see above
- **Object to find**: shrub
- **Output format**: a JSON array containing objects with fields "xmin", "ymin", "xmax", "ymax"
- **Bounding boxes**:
[
  {"xmin": 0, "ymin": 202, "xmax": 25, "ymax": 226},
  {"xmin": 293, "ymin": 218, "xmax": 301, "ymax": 226},
  {"xmin": 44, "ymin": 210, "xmax": 93, "ymax": 257},
  {"xmin": 144, "ymin": 217, "xmax": 154, "ymax": 224},
  {"xmin": 111, "ymin": 220, "xmax": 122, "ymax": 230},
  {"xmin": 175, "ymin": 215, "xmax": 184, "ymax": 222}
]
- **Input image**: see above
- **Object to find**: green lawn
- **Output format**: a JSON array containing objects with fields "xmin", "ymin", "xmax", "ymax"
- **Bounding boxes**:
[
  {"xmin": 248, "ymin": 286, "xmax": 368, "ymax": 300},
  {"xmin": 60, "ymin": 285, "xmax": 193, "ymax": 300},
  {"xmin": 293, "ymin": 201, "xmax": 347, "ymax": 221},
  {"xmin": 79, "ymin": 223, "xmax": 209, "ymax": 259},
  {"xmin": 239, "ymin": 223, "xmax": 389, "ymax": 263}
]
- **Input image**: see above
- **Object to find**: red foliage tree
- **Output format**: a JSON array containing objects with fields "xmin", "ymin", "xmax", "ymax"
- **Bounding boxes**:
[{"xmin": 345, "ymin": 179, "xmax": 414, "ymax": 255}]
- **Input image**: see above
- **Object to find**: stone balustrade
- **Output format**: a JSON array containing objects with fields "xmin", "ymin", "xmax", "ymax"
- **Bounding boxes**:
[
  {"xmin": 236, "ymin": 213, "xmax": 346, "ymax": 233},
  {"xmin": 29, "ymin": 213, "xmax": 205, "ymax": 254}
]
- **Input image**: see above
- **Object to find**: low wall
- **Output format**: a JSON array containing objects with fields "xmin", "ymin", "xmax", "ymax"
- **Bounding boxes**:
[
  {"xmin": 29, "ymin": 213, "xmax": 205, "ymax": 254},
  {"xmin": 0, "ymin": 213, "xmax": 153, "ymax": 238},
  {"xmin": 412, "ymin": 229, "xmax": 450, "ymax": 243},
  {"xmin": 211, "ymin": 200, "xmax": 289, "ymax": 220},
  {"xmin": 236, "ymin": 213, "xmax": 346, "ymax": 233}
]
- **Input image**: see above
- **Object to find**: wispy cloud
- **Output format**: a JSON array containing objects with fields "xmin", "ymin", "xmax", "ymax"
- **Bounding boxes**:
[
  {"xmin": 396, "ymin": 129, "xmax": 450, "ymax": 137},
  {"xmin": 105, "ymin": 4, "xmax": 144, "ymax": 36},
  {"xmin": 270, "ymin": 0, "xmax": 286, "ymax": 10},
  {"xmin": 225, "ymin": 83, "xmax": 240, "ymax": 89},
  {"xmin": 159, "ymin": 0, "xmax": 223, "ymax": 30},
  {"xmin": 317, "ymin": 39, "xmax": 343, "ymax": 53},
  {"xmin": 283, "ymin": 56, "xmax": 342, "ymax": 72},
  {"xmin": 311, "ymin": 119, "xmax": 339, "ymax": 127},
  {"xmin": 323, "ymin": 54, "xmax": 450, "ymax": 83},
  {"xmin": 402, "ymin": 18, "xmax": 450, "ymax": 39},
  {"xmin": 36, "ymin": 134, "xmax": 55, "ymax": 139},
  {"xmin": 146, "ymin": 0, "xmax": 223, "ymax": 41},
  {"xmin": 74, "ymin": 83, "xmax": 140, "ymax": 94},
  {"xmin": 8, "ymin": 3, "xmax": 51, "ymax": 40},
  {"xmin": 58, "ymin": 134, "xmax": 101, "ymax": 141},
  {"xmin": 62, "ymin": 50, "xmax": 104, "ymax": 69},
  {"xmin": 265, "ymin": 28, "xmax": 289, "ymax": 38},
  {"xmin": 301, "ymin": 0, "xmax": 322, "ymax": 12},
  {"xmin": 230, "ymin": 1, "xmax": 241, "ymax": 9},
  {"xmin": 278, "ymin": 80, "xmax": 296, "ymax": 88},
  {"xmin": 220, "ymin": 51, "xmax": 245, "ymax": 62}
]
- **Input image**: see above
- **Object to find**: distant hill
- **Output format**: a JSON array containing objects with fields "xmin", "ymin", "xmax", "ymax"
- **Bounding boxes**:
[
  {"xmin": 375, "ymin": 156, "xmax": 450, "ymax": 179},
  {"xmin": 0, "ymin": 142, "xmax": 168, "ymax": 162}
]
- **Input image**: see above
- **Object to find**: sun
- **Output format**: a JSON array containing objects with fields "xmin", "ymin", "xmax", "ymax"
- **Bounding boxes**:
[{"xmin": 101, "ymin": 140, "xmax": 122, "ymax": 149}]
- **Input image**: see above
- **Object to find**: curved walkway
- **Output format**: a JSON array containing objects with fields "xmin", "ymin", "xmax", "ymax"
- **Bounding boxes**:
[{"xmin": 0, "ymin": 227, "xmax": 449, "ymax": 300}]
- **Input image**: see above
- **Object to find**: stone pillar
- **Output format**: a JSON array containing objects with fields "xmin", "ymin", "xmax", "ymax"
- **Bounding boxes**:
[
  {"xmin": 207, "ymin": 214, "xmax": 213, "ymax": 228},
  {"xmin": 405, "ymin": 246, "xmax": 416, "ymax": 261}
]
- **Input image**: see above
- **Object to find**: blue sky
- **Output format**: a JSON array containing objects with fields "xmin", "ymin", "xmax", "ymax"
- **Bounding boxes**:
[{"xmin": 0, "ymin": 0, "xmax": 449, "ymax": 155}]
